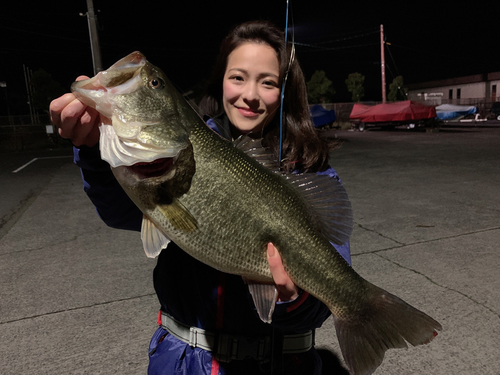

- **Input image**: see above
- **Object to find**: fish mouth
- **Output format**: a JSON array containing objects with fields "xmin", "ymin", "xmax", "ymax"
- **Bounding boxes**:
[
  {"xmin": 71, "ymin": 51, "xmax": 147, "ymax": 116},
  {"xmin": 75, "ymin": 51, "xmax": 146, "ymax": 89},
  {"xmin": 127, "ymin": 157, "xmax": 174, "ymax": 179}
]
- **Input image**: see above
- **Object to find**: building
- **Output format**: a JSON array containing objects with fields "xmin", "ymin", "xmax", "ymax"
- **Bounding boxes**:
[{"xmin": 407, "ymin": 72, "xmax": 500, "ymax": 112}]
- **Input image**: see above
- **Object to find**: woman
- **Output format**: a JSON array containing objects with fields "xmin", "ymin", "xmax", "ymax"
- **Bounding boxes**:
[{"xmin": 50, "ymin": 20, "xmax": 351, "ymax": 375}]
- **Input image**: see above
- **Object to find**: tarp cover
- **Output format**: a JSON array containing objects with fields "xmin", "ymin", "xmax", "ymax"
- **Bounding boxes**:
[
  {"xmin": 435, "ymin": 104, "xmax": 476, "ymax": 120},
  {"xmin": 350, "ymin": 100, "xmax": 436, "ymax": 123},
  {"xmin": 310, "ymin": 104, "xmax": 336, "ymax": 127}
]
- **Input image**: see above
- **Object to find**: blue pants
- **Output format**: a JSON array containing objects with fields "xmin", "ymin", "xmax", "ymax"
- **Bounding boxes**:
[{"xmin": 148, "ymin": 327, "xmax": 323, "ymax": 375}]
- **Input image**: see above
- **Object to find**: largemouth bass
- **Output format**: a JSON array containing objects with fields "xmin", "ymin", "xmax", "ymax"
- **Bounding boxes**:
[{"xmin": 71, "ymin": 51, "xmax": 441, "ymax": 375}]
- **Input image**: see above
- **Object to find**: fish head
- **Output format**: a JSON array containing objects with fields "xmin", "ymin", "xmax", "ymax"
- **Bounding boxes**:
[{"xmin": 71, "ymin": 51, "xmax": 194, "ymax": 170}]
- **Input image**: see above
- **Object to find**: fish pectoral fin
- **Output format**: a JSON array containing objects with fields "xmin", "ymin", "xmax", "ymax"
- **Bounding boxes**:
[
  {"xmin": 141, "ymin": 215, "xmax": 171, "ymax": 258},
  {"xmin": 244, "ymin": 279, "xmax": 278, "ymax": 324},
  {"xmin": 157, "ymin": 199, "xmax": 198, "ymax": 232}
]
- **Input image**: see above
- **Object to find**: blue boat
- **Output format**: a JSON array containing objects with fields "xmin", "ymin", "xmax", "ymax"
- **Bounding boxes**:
[
  {"xmin": 310, "ymin": 104, "xmax": 336, "ymax": 127},
  {"xmin": 435, "ymin": 104, "xmax": 476, "ymax": 120}
]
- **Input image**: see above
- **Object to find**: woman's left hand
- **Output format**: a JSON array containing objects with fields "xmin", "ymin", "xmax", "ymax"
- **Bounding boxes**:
[{"xmin": 267, "ymin": 243, "xmax": 300, "ymax": 302}]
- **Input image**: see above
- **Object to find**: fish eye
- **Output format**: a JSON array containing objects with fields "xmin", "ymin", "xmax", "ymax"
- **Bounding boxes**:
[{"xmin": 149, "ymin": 78, "xmax": 165, "ymax": 90}]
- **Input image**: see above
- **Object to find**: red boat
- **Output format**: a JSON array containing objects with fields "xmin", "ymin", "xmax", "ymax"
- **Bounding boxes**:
[{"xmin": 350, "ymin": 100, "xmax": 437, "ymax": 131}]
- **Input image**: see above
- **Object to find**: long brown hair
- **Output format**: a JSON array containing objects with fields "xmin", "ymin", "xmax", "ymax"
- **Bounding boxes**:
[{"xmin": 200, "ymin": 20, "xmax": 338, "ymax": 172}]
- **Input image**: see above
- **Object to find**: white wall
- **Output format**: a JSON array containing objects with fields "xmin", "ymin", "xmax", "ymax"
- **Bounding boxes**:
[{"xmin": 409, "ymin": 81, "xmax": 486, "ymax": 101}]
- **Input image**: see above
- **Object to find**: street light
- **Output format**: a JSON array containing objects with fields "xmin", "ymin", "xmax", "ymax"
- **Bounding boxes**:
[{"xmin": 1, "ymin": 81, "xmax": 13, "ymax": 125}]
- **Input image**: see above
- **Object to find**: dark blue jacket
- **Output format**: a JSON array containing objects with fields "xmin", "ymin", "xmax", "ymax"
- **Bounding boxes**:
[{"xmin": 74, "ymin": 118, "xmax": 351, "ymax": 375}]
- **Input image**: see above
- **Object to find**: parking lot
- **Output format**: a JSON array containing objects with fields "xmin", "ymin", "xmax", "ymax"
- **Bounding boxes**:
[{"xmin": 1, "ymin": 125, "xmax": 499, "ymax": 374}]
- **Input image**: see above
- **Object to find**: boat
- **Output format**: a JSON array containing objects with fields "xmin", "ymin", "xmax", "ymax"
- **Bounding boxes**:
[
  {"xmin": 350, "ymin": 100, "xmax": 436, "ymax": 131},
  {"xmin": 435, "ymin": 104, "xmax": 476, "ymax": 121},
  {"xmin": 310, "ymin": 104, "xmax": 336, "ymax": 128}
]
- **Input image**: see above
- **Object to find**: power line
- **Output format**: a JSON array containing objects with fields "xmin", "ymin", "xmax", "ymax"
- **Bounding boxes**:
[
  {"xmin": 385, "ymin": 43, "xmax": 400, "ymax": 77},
  {"xmin": 0, "ymin": 15, "xmax": 88, "ymax": 34},
  {"xmin": 0, "ymin": 25, "xmax": 89, "ymax": 44},
  {"xmin": 294, "ymin": 41, "xmax": 378, "ymax": 52},
  {"xmin": 312, "ymin": 28, "xmax": 379, "ymax": 45}
]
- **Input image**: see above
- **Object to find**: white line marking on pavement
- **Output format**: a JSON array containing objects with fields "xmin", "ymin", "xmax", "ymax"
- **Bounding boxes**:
[{"xmin": 12, "ymin": 156, "xmax": 72, "ymax": 173}]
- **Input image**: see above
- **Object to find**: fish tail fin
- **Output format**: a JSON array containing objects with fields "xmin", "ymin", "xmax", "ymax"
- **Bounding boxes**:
[{"xmin": 333, "ymin": 283, "xmax": 442, "ymax": 375}]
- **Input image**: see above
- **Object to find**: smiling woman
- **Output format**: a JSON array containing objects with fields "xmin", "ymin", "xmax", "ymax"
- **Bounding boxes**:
[
  {"xmin": 222, "ymin": 42, "xmax": 281, "ymax": 137},
  {"xmin": 200, "ymin": 20, "xmax": 335, "ymax": 172},
  {"xmin": 49, "ymin": 19, "xmax": 354, "ymax": 375}
]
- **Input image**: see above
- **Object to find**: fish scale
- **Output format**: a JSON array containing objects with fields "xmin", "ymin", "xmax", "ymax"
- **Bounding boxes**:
[{"xmin": 71, "ymin": 51, "xmax": 442, "ymax": 375}]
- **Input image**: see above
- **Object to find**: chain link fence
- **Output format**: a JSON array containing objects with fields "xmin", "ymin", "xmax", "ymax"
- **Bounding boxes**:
[
  {"xmin": 3, "ymin": 99, "xmax": 497, "ymax": 152},
  {"xmin": 0, "ymin": 114, "xmax": 68, "ymax": 152}
]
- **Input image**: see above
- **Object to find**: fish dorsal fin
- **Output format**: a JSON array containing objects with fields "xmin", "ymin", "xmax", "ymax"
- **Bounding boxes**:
[
  {"xmin": 287, "ymin": 172, "xmax": 353, "ymax": 245},
  {"xmin": 184, "ymin": 96, "xmax": 207, "ymax": 121},
  {"xmin": 235, "ymin": 136, "xmax": 353, "ymax": 245},
  {"xmin": 141, "ymin": 215, "xmax": 171, "ymax": 258},
  {"xmin": 157, "ymin": 199, "xmax": 198, "ymax": 232},
  {"xmin": 234, "ymin": 135, "xmax": 281, "ymax": 170}
]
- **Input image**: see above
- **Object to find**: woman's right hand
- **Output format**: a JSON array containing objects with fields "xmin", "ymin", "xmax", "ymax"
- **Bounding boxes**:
[{"xmin": 49, "ymin": 76, "xmax": 101, "ymax": 147}]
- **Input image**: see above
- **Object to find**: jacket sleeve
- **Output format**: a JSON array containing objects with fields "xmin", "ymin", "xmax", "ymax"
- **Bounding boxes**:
[
  {"xmin": 270, "ymin": 292, "xmax": 331, "ymax": 332},
  {"xmin": 74, "ymin": 145, "xmax": 142, "ymax": 232}
]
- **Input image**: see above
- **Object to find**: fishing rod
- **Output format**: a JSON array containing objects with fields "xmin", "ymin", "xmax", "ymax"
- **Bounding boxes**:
[
  {"xmin": 271, "ymin": 2, "xmax": 293, "ymax": 372},
  {"xmin": 278, "ymin": 0, "xmax": 292, "ymax": 170}
]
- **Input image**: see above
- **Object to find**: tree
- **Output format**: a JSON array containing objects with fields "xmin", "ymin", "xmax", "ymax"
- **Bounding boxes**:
[
  {"xmin": 345, "ymin": 72, "xmax": 365, "ymax": 102},
  {"xmin": 388, "ymin": 76, "xmax": 408, "ymax": 102},
  {"xmin": 306, "ymin": 70, "xmax": 335, "ymax": 104}
]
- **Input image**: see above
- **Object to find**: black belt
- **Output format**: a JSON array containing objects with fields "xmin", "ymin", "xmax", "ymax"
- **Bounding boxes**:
[{"xmin": 160, "ymin": 311, "xmax": 314, "ymax": 363}]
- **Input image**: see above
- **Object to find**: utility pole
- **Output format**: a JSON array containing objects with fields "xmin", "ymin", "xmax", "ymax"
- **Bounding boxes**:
[
  {"xmin": 81, "ymin": 0, "xmax": 103, "ymax": 74},
  {"xmin": 380, "ymin": 24, "xmax": 386, "ymax": 103}
]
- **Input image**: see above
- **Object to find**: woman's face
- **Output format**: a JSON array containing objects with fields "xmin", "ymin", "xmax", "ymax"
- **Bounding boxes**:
[{"xmin": 222, "ymin": 42, "xmax": 281, "ymax": 137}]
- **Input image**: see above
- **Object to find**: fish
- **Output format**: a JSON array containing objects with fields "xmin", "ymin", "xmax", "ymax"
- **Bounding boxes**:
[{"xmin": 71, "ymin": 51, "xmax": 442, "ymax": 375}]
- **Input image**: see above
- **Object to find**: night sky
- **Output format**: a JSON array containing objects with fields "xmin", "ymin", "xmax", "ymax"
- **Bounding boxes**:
[{"xmin": 1, "ymin": 0, "xmax": 499, "ymax": 115}]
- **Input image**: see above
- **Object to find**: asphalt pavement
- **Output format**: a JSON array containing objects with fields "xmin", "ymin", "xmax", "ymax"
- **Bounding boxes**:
[{"xmin": 1, "ymin": 126, "xmax": 499, "ymax": 374}]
